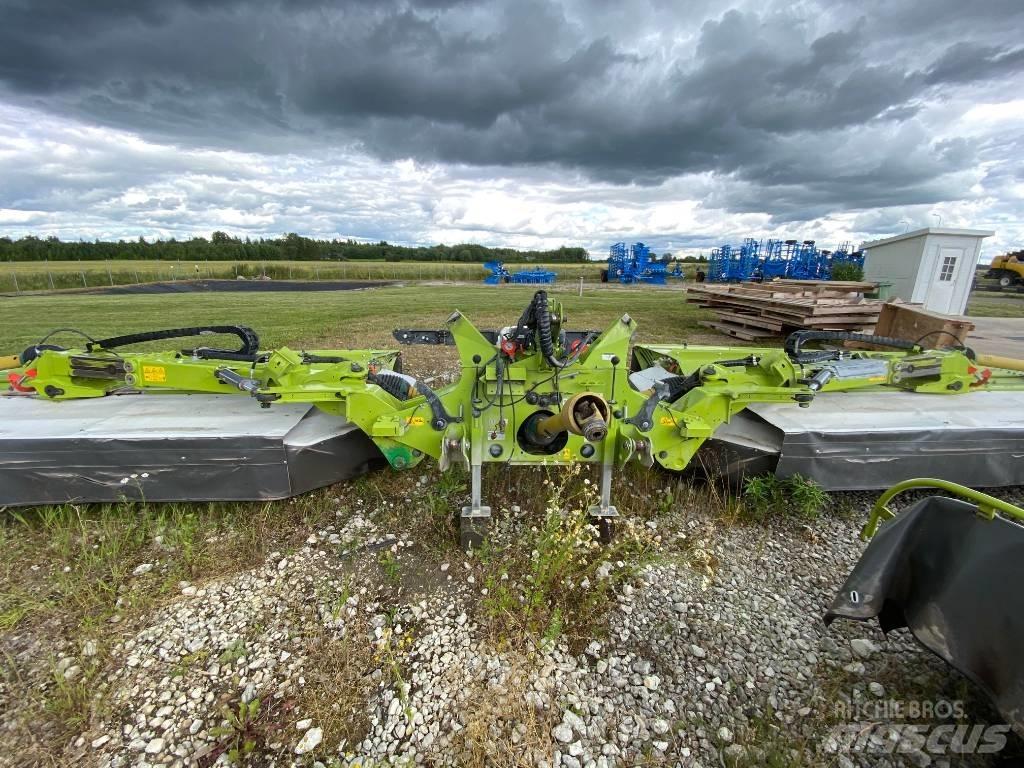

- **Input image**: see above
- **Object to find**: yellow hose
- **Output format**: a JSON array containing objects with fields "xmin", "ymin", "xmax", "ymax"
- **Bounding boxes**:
[{"xmin": 975, "ymin": 353, "xmax": 1024, "ymax": 373}]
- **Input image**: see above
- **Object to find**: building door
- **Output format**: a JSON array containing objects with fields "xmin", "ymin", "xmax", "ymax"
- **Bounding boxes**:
[{"xmin": 926, "ymin": 246, "xmax": 963, "ymax": 313}]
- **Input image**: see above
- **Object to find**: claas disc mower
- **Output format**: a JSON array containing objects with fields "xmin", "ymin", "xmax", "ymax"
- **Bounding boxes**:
[{"xmin": 5, "ymin": 290, "xmax": 1024, "ymax": 549}]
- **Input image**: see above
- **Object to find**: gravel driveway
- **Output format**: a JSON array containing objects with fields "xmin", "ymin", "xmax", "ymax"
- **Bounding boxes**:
[{"xmin": 16, "ymin": 482, "xmax": 1016, "ymax": 768}]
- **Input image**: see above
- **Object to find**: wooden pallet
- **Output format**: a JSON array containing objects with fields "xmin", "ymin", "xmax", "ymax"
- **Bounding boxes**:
[
  {"xmin": 687, "ymin": 279, "xmax": 882, "ymax": 339},
  {"xmin": 700, "ymin": 321, "xmax": 777, "ymax": 341}
]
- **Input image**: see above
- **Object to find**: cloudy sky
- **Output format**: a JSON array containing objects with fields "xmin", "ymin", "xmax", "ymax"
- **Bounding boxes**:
[{"xmin": 1, "ymin": 0, "xmax": 1022, "ymax": 257}]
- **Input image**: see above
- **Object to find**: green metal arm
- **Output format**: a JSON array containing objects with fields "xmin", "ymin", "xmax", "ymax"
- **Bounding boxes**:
[
  {"xmin": 861, "ymin": 477, "xmax": 1024, "ymax": 540},
  {"xmin": 9, "ymin": 296, "xmax": 1024, "ymax": 480}
]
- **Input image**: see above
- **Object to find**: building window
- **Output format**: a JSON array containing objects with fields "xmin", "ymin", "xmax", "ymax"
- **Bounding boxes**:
[{"xmin": 939, "ymin": 256, "xmax": 956, "ymax": 282}]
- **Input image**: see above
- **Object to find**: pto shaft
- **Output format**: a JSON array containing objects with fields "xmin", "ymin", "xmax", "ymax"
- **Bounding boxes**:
[
  {"xmin": 974, "ymin": 353, "xmax": 1024, "ymax": 373},
  {"xmin": 535, "ymin": 392, "xmax": 610, "ymax": 442}
]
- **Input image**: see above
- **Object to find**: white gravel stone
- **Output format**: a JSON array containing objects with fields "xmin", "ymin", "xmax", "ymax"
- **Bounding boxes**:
[
  {"xmin": 563, "ymin": 710, "xmax": 586, "ymax": 735},
  {"xmin": 851, "ymin": 638, "xmax": 879, "ymax": 659},
  {"xmin": 552, "ymin": 724, "xmax": 574, "ymax": 743},
  {"xmin": 62, "ymin": 665, "xmax": 82, "ymax": 681},
  {"xmin": 294, "ymin": 726, "xmax": 323, "ymax": 754}
]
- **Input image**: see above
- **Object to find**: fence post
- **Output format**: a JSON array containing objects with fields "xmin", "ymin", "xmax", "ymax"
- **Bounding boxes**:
[
  {"xmin": 134, "ymin": 270, "xmax": 139, "ymax": 285},
  {"xmin": 81, "ymin": 271, "xmax": 87, "ymax": 288},
  {"xmin": 107, "ymin": 262, "xmax": 114, "ymax": 286},
  {"xmin": 315, "ymin": 267, "xmax": 319, "ymax": 281},
  {"xmin": 48, "ymin": 271, "xmax": 55, "ymax": 291},
  {"xmin": 11, "ymin": 270, "xmax": 19, "ymax": 293},
  {"xmin": 579, "ymin": 276, "xmax": 583, "ymax": 297}
]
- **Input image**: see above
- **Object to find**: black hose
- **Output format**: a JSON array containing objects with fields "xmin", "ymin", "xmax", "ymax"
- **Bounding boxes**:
[
  {"xmin": 370, "ymin": 370, "xmax": 416, "ymax": 400},
  {"xmin": 20, "ymin": 343, "xmax": 66, "ymax": 365},
  {"xmin": 785, "ymin": 330, "xmax": 918, "ymax": 363},
  {"xmin": 531, "ymin": 290, "xmax": 577, "ymax": 369},
  {"xmin": 369, "ymin": 370, "xmax": 459, "ymax": 430},
  {"xmin": 88, "ymin": 326, "xmax": 260, "ymax": 357},
  {"xmin": 193, "ymin": 349, "xmax": 265, "ymax": 363},
  {"xmin": 914, "ymin": 330, "xmax": 967, "ymax": 350}
]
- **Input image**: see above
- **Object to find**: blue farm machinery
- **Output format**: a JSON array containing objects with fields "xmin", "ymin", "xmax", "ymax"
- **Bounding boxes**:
[
  {"xmin": 483, "ymin": 261, "xmax": 556, "ymax": 285},
  {"xmin": 707, "ymin": 238, "xmax": 864, "ymax": 283},
  {"xmin": 603, "ymin": 242, "xmax": 669, "ymax": 284}
]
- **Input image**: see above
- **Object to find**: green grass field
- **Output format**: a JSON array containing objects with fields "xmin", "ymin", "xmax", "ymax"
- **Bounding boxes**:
[
  {"xmin": 0, "ymin": 284, "xmax": 705, "ymax": 353},
  {"xmin": 0, "ymin": 259, "xmax": 698, "ymax": 293},
  {"xmin": 966, "ymin": 292, "xmax": 1024, "ymax": 318},
  {"xmin": 5, "ymin": 281, "xmax": 1020, "ymax": 356}
]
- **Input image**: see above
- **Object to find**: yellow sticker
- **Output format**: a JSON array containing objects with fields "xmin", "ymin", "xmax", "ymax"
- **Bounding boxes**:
[
  {"xmin": 408, "ymin": 416, "xmax": 426, "ymax": 427},
  {"xmin": 142, "ymin": 365, "xmax": 166, "ymax": 383},
  {"xmin": 659, "ymin": 416, "xmax": 675, "ymax": 426},
  {"xmin": 561, "ymin": 448, "xmax": 572, "ymax": 461}
]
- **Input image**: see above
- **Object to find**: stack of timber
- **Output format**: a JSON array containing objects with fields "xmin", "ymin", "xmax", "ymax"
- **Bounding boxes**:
[{"xmin": 687, "ymin": 279, "xmax": 883, "ymax": 341}]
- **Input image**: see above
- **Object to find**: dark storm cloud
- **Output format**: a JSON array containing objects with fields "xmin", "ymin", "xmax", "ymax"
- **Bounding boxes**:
[
  {"xmin": 0, "ymin": 0, "xmax": 1023, "ymax": 223},
  {"xmin": 925, "ymin": 43, "xmax": 1024, "ymax": 86}
]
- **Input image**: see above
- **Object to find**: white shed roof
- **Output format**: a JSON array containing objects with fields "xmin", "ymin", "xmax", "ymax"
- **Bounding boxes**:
[{"xmin": 861, "ymin": 227, "xmax": 994, "ymax": 250}]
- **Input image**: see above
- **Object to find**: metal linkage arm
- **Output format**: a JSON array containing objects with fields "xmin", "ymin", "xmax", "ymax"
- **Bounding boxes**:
[{"xmin": 861, "ymin": 478, "xmax": 1024, "ymax": 540}]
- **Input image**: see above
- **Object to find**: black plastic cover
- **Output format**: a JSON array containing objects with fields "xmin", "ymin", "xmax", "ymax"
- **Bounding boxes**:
[{"xmin": 825, "ymin": 497, "xmax": 1024, "ymax": 733}]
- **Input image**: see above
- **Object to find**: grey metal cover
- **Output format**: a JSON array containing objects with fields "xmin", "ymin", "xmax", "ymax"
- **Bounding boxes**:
[
  {"xmin": 0, "ymin": 394, "xmax": 383, "ymax": 506},
  {"xmin": 714, "ymin": 390, "xmax": 1024, "ymax": 490}
]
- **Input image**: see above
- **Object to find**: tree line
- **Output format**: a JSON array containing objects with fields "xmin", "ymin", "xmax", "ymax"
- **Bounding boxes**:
[{"xmin": 0, "ymin": 233, "xmax": 590, "ymax": 264}]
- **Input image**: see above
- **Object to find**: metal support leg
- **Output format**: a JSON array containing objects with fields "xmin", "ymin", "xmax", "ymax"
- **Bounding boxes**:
[
  {"xmin": 588, "ymin": 456, "xmax": 619, "ymax": 543},
  {"xmin": 460, "ymin": 461, "xmax": 491, "ymax": 551}
]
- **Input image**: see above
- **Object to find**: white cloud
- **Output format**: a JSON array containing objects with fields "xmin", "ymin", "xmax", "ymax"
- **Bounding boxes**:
[{"xmin": 1, "ymin": 78, "xmax": 1022, "ymax": 262}]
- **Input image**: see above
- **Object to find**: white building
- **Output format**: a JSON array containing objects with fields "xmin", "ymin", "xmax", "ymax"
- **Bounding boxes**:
[{"xmin": 861, "ymin": 227, "xmax": 994, "ymax": 315}]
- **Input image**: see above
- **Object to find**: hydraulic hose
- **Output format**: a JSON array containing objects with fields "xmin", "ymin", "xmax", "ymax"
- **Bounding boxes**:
[
  {"xmin": 530, "ymin": 290, "xmax": 577, "ymax": 369},
  {"xmin": 785, "ymin": 330, "xmax": 918, "ymax": 363},
  {"xmin": 86, "ymin": 326, "xmax": 261, "ymax": 357},
  {"xmin": 369, "ymin": 369, "xmax": 459, "ymax": 431}
]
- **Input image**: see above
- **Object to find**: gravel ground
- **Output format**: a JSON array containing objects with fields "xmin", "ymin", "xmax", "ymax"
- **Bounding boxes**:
[{"xmin": 10, "ymin": 483, "xmax": 1018, "ymax": 768}]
